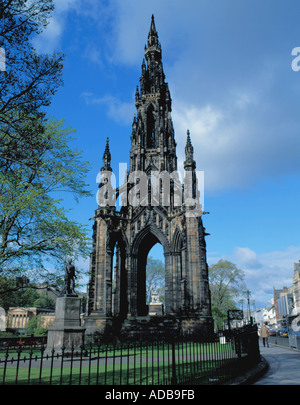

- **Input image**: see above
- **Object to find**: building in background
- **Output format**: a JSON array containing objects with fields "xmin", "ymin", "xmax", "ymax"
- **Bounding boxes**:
[
  {"xmin": 293, "ymin": 261, "xmax": 300, "ymax": 314},
  {"xmin": 6, "ymin": 307, "xmax": 54, "ymax": 334}
]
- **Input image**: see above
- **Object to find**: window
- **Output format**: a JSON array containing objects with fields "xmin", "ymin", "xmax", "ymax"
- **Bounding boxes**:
[{"xmin": 147, "ymin": 105, "xmax": 155, "ymax": 148}]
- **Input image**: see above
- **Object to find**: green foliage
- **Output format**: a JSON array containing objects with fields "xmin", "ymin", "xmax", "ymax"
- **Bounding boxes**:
[
  {"xmin": 0, "ymin": 1, "xmax": 92, "ymax": 284},
  {"xmin": 0, "ymin": 1, "xmax": 62, "ymax": 128},
  {"xmin": 33, "ymin": 293, "xmax": 55, "ymax": 310},
  {"xmin": 146, "ymin": 256, "xmax": 165, "ymax": 304},
  {"xmin": 0, "ymin": 331, "xmax": 16, "ymax": 338},
  {"xmin": 0, "ymin": 276, "xmax": 39, "ymax": 309},
  {"xmin": 209, "ymin": 259, "xmax": 248, "ymax": 329},
  {"xmin": 0, "ymin": 276, "xmax": 56, "ymax": 310},
  {"xmin": 0, "ymin": 117, "xmax": 92, "ymax": 280},
  {"xmin": 25, "ymin": 315, "xmax": 47, "ymax": 336}
]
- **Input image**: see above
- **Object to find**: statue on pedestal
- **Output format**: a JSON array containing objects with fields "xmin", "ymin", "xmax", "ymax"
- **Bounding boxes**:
[
  {"xmin": 149, "ymin": 291, "xmax": 164, "ymax": 316},
  {"xmin": 46, "ymin": 258, "xmax": 85, "ymax": 354},
  {"xmin": 61, "ymin": 258, "xmax": 77, "ymax": 297},
  {"xmin": 150, "ymin": 291, "xmax": 161, "ymax": 305}
]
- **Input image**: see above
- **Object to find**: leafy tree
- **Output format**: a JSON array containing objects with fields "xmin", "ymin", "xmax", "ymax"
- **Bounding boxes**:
[
  {"xmin": 0, "ymin": 276, "xmax": 39, "ymax": 309},
  {"xmin": 146, "ymin": 256, "xmax": 165, "ymax": 304},
  {"xmin": 0, "ymin": 0, "xmax": 63, "ymax": 161},
  {"xmin": 0, "ymin": 118, "xmax": 92, "ymax": 280},
  {"xmin": 25, "ymin": 315, "xmax": 47, "ymax": 336},
  {"xmin": 0, "ymin": 1, "xmax": 92, "ymax": 284},
  {"xmin": 0, "ymin": 276, "xmax": 20, "ymax": 309},
  {"xmin": 0, "ymin": 276, "xmax": 58, "ymax": 310},
  {"xmin": 209, "ymin": 259, "xmax": 248, "ymax": 329},
  {"xmin": 33, "ymin": 293, "xmax": 55, "ymax": 309}
]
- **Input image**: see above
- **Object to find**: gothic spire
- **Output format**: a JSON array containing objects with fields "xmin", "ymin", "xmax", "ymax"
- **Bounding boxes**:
[
  {"xmin": 184, "ymin": 130, "xmax": 196, "ymax": 171},
  {"xmin": 101, "ymin": 137, "xmax": 112, "ymax": 172},
  {"xmin": 144, "ymin": 14, "xmax": 162, "ymax": 64},
  {"xmin": 148, "ymin": 14, "xmax": 159, "ymax": 47},
  {"xmin": 130, "ymin": 15, "xmax": 177, "ymax": 174}
]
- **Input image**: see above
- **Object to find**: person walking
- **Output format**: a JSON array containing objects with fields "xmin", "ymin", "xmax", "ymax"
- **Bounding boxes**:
[{"xmin": 259, "ymin": 323, "xmax": 270, "ymax": 347}]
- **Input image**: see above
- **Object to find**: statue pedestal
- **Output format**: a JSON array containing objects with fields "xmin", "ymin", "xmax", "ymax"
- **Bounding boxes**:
[
  {"xmin": 46, "ymin": 296, "xmax": 85, "ymax": 355},
  {"xmin": 148, "ymin": 292, "xmax": 164, "ymax": 316},
  {"xmin": 149, "ymin": 303, "xmax": 164, "ymax": 316}
]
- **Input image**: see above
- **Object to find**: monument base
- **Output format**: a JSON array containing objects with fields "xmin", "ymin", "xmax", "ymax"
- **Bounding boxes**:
[
  {"xmin": 45, "ymin": 296, "xmax": 85, "ymax": 355},
  {"xmin": 148, "ymin": 303, "xmax": 164, "ymax": 316},
  {"xmin": 83, "ymin": 312, "xmax": 214, "ymax": 342},
  {"xmin": 83, "ymin": 312, "xmax": 114, "ymax": 343}
]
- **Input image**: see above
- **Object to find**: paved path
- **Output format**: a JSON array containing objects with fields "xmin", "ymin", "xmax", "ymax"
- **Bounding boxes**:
[{"xmin": 253, "ymin": 341, "xmax": 300, "ymax": 385}]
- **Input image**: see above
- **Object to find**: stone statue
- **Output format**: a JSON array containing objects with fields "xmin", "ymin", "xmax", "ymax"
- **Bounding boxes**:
[
  {"xmin": 150, "ymin": 291, "xmax": 161, "ymax": 304},
  {"xmin": 61, "ymin": 258, "xmax": 77, "ymax": 297},
  {"xmin": 46, "ymin": 259, "xmax": 84, "ymax": 355}
]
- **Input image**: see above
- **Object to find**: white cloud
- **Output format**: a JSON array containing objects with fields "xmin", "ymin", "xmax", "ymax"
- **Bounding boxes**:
[
  {"xmin": 81, "ymin": 92, "xmax": 134, "ymax": 125},
  {"xmin": 30, "ymin": 0, "xmax": 300, "ymax": 193},
  {"xmin": 32, "ymin": 15, "xmax": 63, "ymax": 53},
  {"xmin": 31, "ymin": 0, "xmax": 83, "ymax": 53},
  {"xmin": 83, "ymin": 45, "xmax": 103, "ymax": 67},
  {"xmin": 232, "ymin": 247, "xmax": 262, "ymax": 270},
  {"xmin": 222, "ymin": 246, "xmax": 300, "ymax": 307},
  {"xmin": 54, "ymin": 0, "xmax": 80, "ymax": 13},
  {"xmin": 172, "ymin": 84, "xmax": 300, "ymax": 193},
  {"xmin": 105, "ymin": 1, "xmax": 300, "ymax": 193},
  {"xmin": 172, "ymin": 101, "xmax": 254, "ymax": 191}
]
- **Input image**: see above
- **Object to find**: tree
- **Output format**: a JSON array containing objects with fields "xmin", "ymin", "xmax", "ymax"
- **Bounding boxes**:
[
  {"xmin": 0, "ymin": 275, "xmax": 40, "ymax": 309},
  {"xmin": 0, "ymin": 0, "xmax": 64, "ymax": 189},
  {"xmin": 0, "ymin": 1, "xmax": 92, "ymax": 284},
  {"xmin": 0, "ymin": 276, "xmax": 57, "ymax": 310},
  {"xmin": 25, "ymin": 315, "xmax": 47, "ymax": 336},
  {"xmin": 0, "ymin": 0, "xmax": 63, "ymax": 151},
  {"xmin": 33, "ymin": 293, "xmax": 55, "ymax": 309},
  {"xmin": 146, "ymin": 256, "xmax": 165, "ymax": 304},
  {"xmin": 209, "ymin": 259, "xmax": 248, "ymax": 329},
  {"xmin": 0, "ymin": 118, "xmax": 92, "ymax": 280}
]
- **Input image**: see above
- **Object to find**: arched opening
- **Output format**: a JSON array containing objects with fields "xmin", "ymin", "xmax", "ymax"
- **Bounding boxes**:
[
  {"xmin": 131, "ymin": 223, "xmax": 172, "ymax": 317},
  {"xmin": 146, "ymin": 105, "xmax": 155, "ymax": 148},
  {"xmin": 146, "ymin": 243, "xmax": 165, "ymax": 307},
  {"xmin": 136, "ymin": 230, "xmax": 168, "ymax": 316},
  {"xmin": 110, "ymin": 236, "xmax": 128, "ymax": 319}
]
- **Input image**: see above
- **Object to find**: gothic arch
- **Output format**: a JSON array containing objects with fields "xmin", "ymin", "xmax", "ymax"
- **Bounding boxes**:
[
  {"xmin": 171, "ymin": 227, "xmax": 184, "ymax": 253},
  {"xmin": 131, "ymin": 223, "xmax": 170, "ymax": 256},
  {"xmin": 130, "ymin": 223, "xmax": 171, "ymax": 316},
  {"xmin": 106, "ymin": 230, "xmax": 129, "ymax": 318}
]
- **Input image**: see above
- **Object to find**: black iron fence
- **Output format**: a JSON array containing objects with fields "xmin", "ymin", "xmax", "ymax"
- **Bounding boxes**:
[
  {"xmin": 0, "ymin": 335, "xmax": 47, "ymax": 350},
  {"xmin": 0, "ymin": 325, "xmax": 260, "ymax": 385}
]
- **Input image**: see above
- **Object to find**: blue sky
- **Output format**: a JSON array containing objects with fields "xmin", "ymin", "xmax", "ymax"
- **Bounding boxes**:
[{"xmin": 33, "ymin": 0, "xmax": 300, "ymax": 308}]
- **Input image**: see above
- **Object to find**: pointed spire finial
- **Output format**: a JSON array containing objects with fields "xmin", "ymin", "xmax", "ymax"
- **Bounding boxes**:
[
  {"xmin": 184, "ymin": 130, "xmax": 196, "ymax": 170},
  {"xmin": 104, "ymin": 137, "xmax": 110, "ymax": 153},
  {"xmin": 186, "ymin": 129, "xmax": 192, "ymax": 148},
  {"xmin": 147, "ymin": 14, "xmax": 159, "ymax": 48},
  {"xmin": 101, "ymin": 137, "xmax": 112, "ymax": 172},
  {"xmin": 150, "ymin": 14, "xmax": 156, "ymax": 32}
]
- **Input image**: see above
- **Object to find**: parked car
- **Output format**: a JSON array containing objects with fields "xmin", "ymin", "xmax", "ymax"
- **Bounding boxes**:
[
  {"xmin": 269, "ymin": 328, "xmax": 277, "ymax": 336},
  {"xmin": 279, "ymin": 329, "xmax": 288, "ymax": 337}
]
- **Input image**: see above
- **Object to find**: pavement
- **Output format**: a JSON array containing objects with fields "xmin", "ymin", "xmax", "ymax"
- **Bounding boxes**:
[
  {"xmin": 252, "ymin": 341, "xmax": 300, "ymax": 385},
  {"xmin": 226, "ymin": 339, "xmax": 300, "ymax": 385}
]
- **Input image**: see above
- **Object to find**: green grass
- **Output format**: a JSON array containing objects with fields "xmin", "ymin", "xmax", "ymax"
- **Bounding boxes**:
[{"xmin": 0, "ymin": 342, "xmax": 237, "ymax": 385}]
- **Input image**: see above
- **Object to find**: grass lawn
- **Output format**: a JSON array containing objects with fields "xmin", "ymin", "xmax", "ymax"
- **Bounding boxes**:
[{"xmin": 0, "ymin": 341, "xmax": 237, "ymax": 385}]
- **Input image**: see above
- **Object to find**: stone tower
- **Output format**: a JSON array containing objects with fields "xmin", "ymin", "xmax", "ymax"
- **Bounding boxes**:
[{"xmin": 85, "ymin": 16, "xmax": 213, "ymax": 340}]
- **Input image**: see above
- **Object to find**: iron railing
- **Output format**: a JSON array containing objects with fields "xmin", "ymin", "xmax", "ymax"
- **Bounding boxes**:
[{"xmin": 0, "ymin": 325, "xmax": 260, "ymax": 385}]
